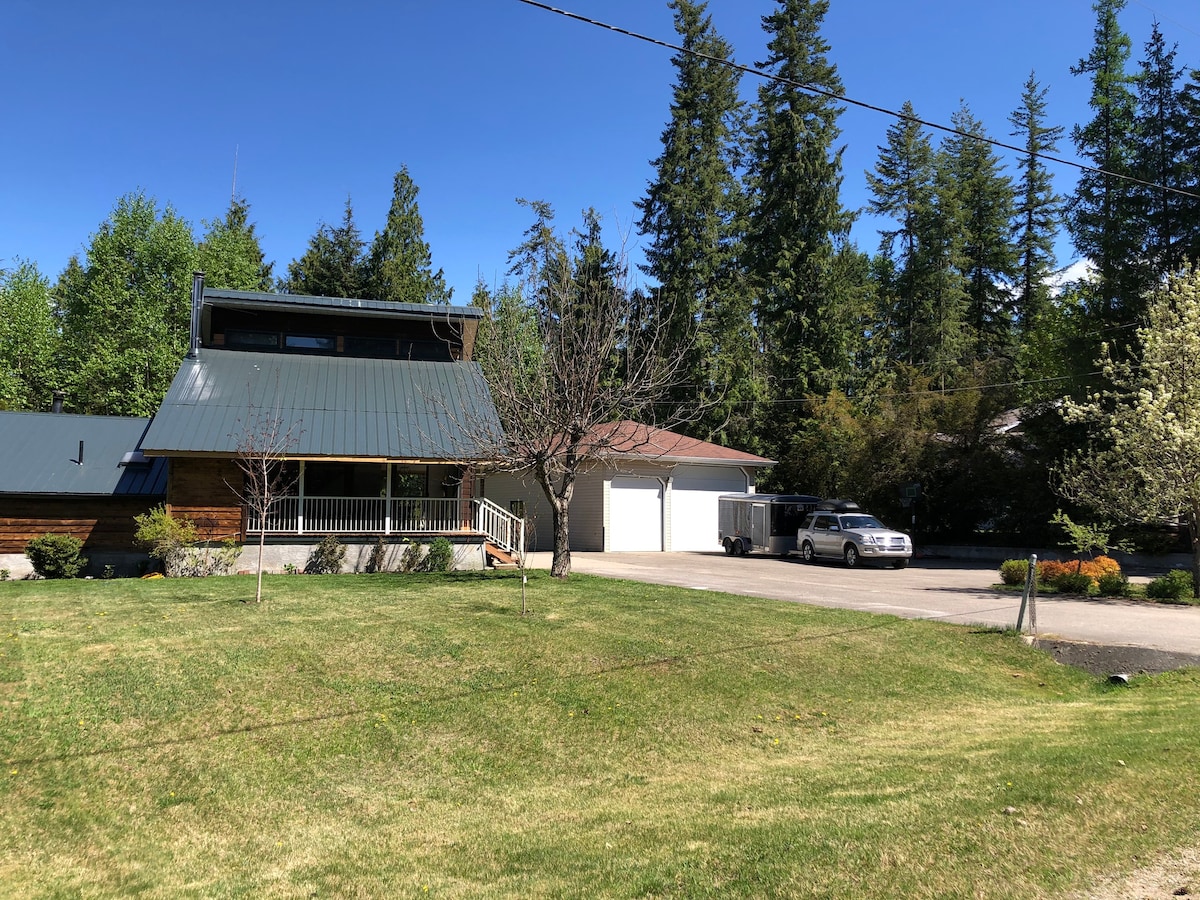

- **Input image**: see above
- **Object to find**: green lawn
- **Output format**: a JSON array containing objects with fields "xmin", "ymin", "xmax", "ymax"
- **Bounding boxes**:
[{"xmin": 2, "ymin": 572, "xmax": 1198, "ymax": 898}]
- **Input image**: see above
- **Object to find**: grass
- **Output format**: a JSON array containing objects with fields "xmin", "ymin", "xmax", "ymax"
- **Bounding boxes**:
[{"xmin": 2, "ymin": 571, "xmax": 1199, "ymax": 898}]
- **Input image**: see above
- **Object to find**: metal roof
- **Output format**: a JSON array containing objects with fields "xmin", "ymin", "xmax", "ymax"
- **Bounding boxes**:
[
  {"xmin": 140, "ymin": 350, "xmax": 504, "ymax": 460},
  {"xmin": 0, "ymin": 412, "xmax": 167, "ymax": 496},
  {"xmin": 202, "ymin": 288, "xmax": 483, "ymax": 321}
]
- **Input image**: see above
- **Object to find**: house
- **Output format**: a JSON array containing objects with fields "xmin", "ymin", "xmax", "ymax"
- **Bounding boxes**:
[
  {"xmin": 1, "ymin": 280, "xmax": 772, "ymax": 574},
  {"xmin": 0, "ymin": 411, "xmax": 168, "ymax": 577},
  {"xmin": 136, "ymin": 280, "xmax": 520, "ymax": 572},
  {"xmin": 483, "ymin": 421, "xmax": 774, "ymax": 553}
]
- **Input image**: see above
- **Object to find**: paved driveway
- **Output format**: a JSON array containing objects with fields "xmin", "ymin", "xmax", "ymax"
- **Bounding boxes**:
[{"xmin": 530, "ymin": 551, "xmax": 1200, "ymax": 655}]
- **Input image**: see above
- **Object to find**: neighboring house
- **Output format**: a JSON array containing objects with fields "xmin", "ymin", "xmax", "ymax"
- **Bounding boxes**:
[
  {"xmin": 137, "ymin": 283, "xmax": 520, "ymax": 572},
  {"xmin": 0, "ymin": 411, "xmax": 167, "ymax": 577},
  {"xmin": 483, "ymin": 421, "xmax": 774, "ymax": 553}
]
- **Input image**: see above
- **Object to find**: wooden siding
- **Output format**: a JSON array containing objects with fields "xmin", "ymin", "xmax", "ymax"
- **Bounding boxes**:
[
  {"xmin": 0, "ymin": 497, "xmax": 159, "ymax": 553},
  {"xmin": 167, "ymin": 458, "xmax": 245, "ymax": 541}
]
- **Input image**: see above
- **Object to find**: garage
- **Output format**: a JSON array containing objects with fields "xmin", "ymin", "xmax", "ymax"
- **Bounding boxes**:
[
  {"xmin": 669, "ymin": 465, "xmax": 750, "ymax": 552},
  {"xmin": 608, "ymin": 475, "xmax": 663, "ymax": 551}
]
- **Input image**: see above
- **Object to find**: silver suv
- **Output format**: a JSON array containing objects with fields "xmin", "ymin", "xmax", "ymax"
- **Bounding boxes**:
[{"xmin": 796, "ymin": 500, "xmax": 912, "ymax": 568}]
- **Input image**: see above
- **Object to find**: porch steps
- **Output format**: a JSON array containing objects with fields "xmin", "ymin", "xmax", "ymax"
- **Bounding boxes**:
[{"xmin": 485, "ymin": 543, "xmax": 519, "ymax": 568}]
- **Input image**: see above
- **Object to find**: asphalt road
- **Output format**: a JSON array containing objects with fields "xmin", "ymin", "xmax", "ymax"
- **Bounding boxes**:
[{"xmin": 530, "ymin": 551, "xmax": 1200, "ymax": 655}]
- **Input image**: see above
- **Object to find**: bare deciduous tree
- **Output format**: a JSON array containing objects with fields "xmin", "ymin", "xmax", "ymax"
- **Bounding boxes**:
[
  {"xmin": 473, "ymin": 202, "xmax": 700, "ymax": 578},
  {"xmin": 229, "ymin": 399, "xmax": 301, "ymax": 603}
]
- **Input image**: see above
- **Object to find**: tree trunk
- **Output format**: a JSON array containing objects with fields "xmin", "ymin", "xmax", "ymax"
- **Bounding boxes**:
[
  {"xmin": 1189, "ymin": 507, "xmax": 1200, "ymax": 600},
  {"xmin": 550, "ymin": 499, "xmax": 571, "ymax": 578},
  {"xmin": 256, "ymin": 528, "xmax": 266, "ymax": 603}
]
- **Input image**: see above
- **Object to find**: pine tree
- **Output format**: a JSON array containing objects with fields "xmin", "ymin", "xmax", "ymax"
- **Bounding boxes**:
[
  {"xmin": 197, "ymin": 196, "xmax": 274, "ymax": 291},
  {"xmin": 56, "ymin": 192, "xmax": 198, "ymax": 416},
  {"xmin": 1181, "ymin": 68, "xmax": 1200, "ymax": 263},
  {"xmin": 283, "ymin": 197, "xmax": 366, "ymax": 298},
  {"xmin": 1067, "ymin": 0, "xmax": 1140, "ymax": 323},
  {"xmin": 635, "ymin": 0, "xmax": 757, "ymax": 447},
  {"xmin": 363, "ymin": 167, "xmax": 451, "ymax": 304},
  {"xmin": 1132, "ymin": 24, "xmax": 1188, "ymax": 278},
  {"xmin": 1008, "ymin": 72, "xmax": 1065, "ymax": 333},
  {"xmin": 941, "ymin": 104, "xmax": 1018, "ymax": 362},
  {"xmin": 746, "ymin": 0, "xmax": 857, "ymax": 400}
]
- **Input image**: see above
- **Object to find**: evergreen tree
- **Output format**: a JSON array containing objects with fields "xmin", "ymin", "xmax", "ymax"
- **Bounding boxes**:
[
  {"xmin": 363, "ymin": 167, "xmax": 451, "ymax": 304},
  {"xmin": 197, "ymin": 196, "xmax": 274, "ymax": 291},
  {"xmin": 746, "ymin": 0, "xmax": 857, "ymax": 400},
  {"xmin": 867, "ymin": 103, "xmax": 969, "ymax": 383},
  {"xmin": 283, "ymin": 197, "xmax": 366, "ymax": 298},
  {"xmin": 1008, "ymin": 72, "xmax": 1065, "ymax": 333},
  {"xmin": 942, "ymin": 104, "xmax": 1018, "ymax": 363},
  {"xmin": 0, "ymin": 259, "xmax": 59, "ymax": 411},
  {"xmin": 1179, "ymin": 68, "xmax": 1200, "ymax": 262},
  {"xmin": 1132, "ymin": 23, "xmax": 1188, "ymax": 277},
  {"xmin": 56, "ymin": 192, "xmax": 198, "ymax": 416},
  {"xmin": 1067, "ymin": 0, "xmax": 1140, "ymax": 323},
  {"xmin": 635, "ymin": 0, "xmax": 758, "ymax": 448}
]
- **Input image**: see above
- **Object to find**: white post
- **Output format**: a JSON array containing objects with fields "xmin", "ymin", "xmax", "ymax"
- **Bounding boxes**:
[{"xmin": 297, "ymin": 461, "xmax": 306, "ymax": 535}]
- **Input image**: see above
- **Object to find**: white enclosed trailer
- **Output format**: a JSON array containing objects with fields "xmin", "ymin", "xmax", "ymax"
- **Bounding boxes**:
[{"xmin": 717, "ymin": 493, "xmax": 820, "ymax": 556}]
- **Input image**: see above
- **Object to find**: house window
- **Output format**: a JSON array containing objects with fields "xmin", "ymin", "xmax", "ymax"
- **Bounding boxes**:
[
  {"xmin": 284, "ymin": 334, "xmax": 337, "ymax": 352},
  {"xmin": 225, "ymin": 330, "xmax": 280, "ymax": 350},
  {"xmin": 305, "ymin": 462, "xmax": 387, "ymax": 497},
  {"xmin": 509, "ymin": 500, "xmax": 527, "ymax": 517},
  {"xmin": 344, "ymin": 336, "xmax": 397, "ymax": 359},
  {"xmin": 391, "ymin": 468, "xmax": 427, "ymax": 498}
]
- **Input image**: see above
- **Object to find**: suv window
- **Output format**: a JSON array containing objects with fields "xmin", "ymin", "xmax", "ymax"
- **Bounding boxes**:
[
  {"xmin": 814, "ymin": 515, "xmax": 833, "ymax": 531},
  {"xmin": 799, "ymin": 513, "xmax": 815, "ymax": 530}
]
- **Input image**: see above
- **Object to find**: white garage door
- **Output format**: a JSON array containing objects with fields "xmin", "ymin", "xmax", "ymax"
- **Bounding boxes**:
[
  {"xmin": 670, "ymin": 465, "xmax": 748, "ymax": 552},
  {"xmin": 609, "ymin": 476, "xmax": 663, "ymax": 551}
]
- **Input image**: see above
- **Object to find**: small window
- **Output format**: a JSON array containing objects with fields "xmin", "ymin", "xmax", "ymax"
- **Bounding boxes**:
[
  {"xmin": 284, "ymin": 334, "xmax": 337, "ymax": 352},
  {"xmin": 344, "ymin": 336, "xmax": 397, "ymax": 358},
  {"xmin": 225, "ymin": 330, "xmax": 280, "ymax": 350},
  {"xmin": 509, "ymin": 500, "xmax": 527, "ymax": 517}
]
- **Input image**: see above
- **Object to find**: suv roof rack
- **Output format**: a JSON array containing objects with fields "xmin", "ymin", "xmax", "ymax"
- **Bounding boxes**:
[{"xmin": 816, "ymin": 499, "xmax": 861, "ymax": 512}]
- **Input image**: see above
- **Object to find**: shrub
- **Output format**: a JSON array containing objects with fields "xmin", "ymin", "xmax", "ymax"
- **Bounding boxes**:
[
  {"xmin": 176, "ymin": 540, "xmax": 242, "ymax": 578},
  {"xmin": 1096, "ymin": 572, "xmax": 1129, "ymax": 596},
  {"xmin": 423, "ymin": 537, "xmax": 455, "ymax": 573},
  {"xmin": 305, "ymin": 535, "xmax": 346, "ymax": 574},
  {"xmin": 134, "ymin": 506, "xmax": 198, "ymax": 577},
  {"xmin": 399, "ymin": 540, "xmax": 424, "ymax": 573},
  {"xmin": 1146, "ymin": 569, "xmax": 1194, "ymax": 602},
  {"xmin": 999, "ymin": 559, "xmax": 1029, "ymax": 586},
  {"xmin": 1036, "ymin": 556, "xmax": 1123, "ymax": 590},
  {"xmin": 1054, "ymin": 572, "xmax": 1095, "ymax": 595},
  {"xmin": 366, "ymin": 537, "xmax": 388, "ymax": 574},
  {"xmin": 25, "ymin": 534, "xmax": 88, "ymax": 579}
]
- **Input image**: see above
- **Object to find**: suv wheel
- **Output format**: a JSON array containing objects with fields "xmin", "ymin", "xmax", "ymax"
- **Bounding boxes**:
[
  {"xmin": 844, "ymin": 545, "xmax": 860, "ymax": 568},
  {"xmin": 893, "ymin": 558, "xmax": 909, "ymax": 569},
  {"xmin": 801, "ymin": 541, "xmax": 815, "ymax": 563}
]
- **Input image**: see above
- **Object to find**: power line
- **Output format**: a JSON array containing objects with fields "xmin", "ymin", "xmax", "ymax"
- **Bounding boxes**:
[{"xmin": 514, "ymin": 0, "xmax": 1200, "ymax": 203}]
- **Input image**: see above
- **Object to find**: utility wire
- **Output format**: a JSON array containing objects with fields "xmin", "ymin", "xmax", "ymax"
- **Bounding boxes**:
[{"xmin": 515, "ymin": 0, "xmax": 1200, "ymax": 202}]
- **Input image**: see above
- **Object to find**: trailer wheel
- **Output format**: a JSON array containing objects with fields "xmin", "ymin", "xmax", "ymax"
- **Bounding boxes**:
[
  {"xmin": 723, "ymin": 538, "xmax": 735, "ymax": 556},
  {"xmin": 732, "ymin": 539, "xmax": 746, "ymax": 557}
]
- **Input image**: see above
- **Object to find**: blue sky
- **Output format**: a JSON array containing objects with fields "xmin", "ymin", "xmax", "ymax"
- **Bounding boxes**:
[{"xmin": 2, "ymin": 0, "xmax": 1198, "ymax": 300}]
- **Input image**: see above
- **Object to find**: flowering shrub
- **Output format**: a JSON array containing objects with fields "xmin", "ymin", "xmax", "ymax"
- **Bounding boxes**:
[{"xmin": 1036, "ymin": 556, "xmax": 1122, "ymax": 589}]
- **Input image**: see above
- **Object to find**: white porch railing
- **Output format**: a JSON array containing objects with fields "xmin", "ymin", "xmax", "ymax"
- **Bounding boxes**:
[{"xmin": 246, "ymin": 496, "xmax": 524, "ymax": 557}]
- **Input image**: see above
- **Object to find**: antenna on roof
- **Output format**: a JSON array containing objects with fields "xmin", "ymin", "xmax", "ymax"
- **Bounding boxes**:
[{"xmin": 231, "ymin": 144, "xmax": 239, "ymax": 203}]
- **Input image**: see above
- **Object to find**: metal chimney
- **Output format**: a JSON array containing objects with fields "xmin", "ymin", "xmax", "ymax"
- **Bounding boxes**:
[
  {"xmin": 51, "ymin": 390, "xmax": 65, "ymax": 414},
  {"xmin": 188, "ymin": 271, "xmax": 205, "ymax": 359}
]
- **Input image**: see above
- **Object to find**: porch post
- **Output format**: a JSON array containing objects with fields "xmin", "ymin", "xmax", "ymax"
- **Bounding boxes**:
[
  {"xmin": 384, "ymin": 463, "xmax": 392, "ymax": 535},
  {"xmin": 297, "ymin": 461, "xmax": 306, "ymax": 535}
]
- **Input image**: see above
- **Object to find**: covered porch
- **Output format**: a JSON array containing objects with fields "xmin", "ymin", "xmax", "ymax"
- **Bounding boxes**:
[{"xmin": 244, "ymin": 461, "xmax": 524, "ymax": 557}]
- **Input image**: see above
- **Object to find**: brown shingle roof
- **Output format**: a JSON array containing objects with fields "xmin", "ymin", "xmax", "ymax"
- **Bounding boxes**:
[{"xmin": 585, "ymin": 421, "xmax": 774, "ymax": 466}]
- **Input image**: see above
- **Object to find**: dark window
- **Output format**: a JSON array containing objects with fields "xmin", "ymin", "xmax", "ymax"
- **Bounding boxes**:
[
  {"xmin": 391, "ymin": 468, "xmax": 427, "ymax": 498},
  {"xmin": 799, "ymin": 513, "xmax": 816, "ymax": 531},
  {"xmin": 225, "ymin": 330, "xmax": 280, "ymax": 350},
  {"xmin": 284, "ymin": 334, "xmax": 337, "ymax": 352},
  {"xmin": 344, "ymin": 336, "xmax": 398, "ymax": 359},
  {"xmin": 305, "ymin": 462, "xmax": 386, "ymax": 497}
]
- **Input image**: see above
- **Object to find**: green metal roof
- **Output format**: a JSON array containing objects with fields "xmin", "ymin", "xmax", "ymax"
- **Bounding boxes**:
[
  {"xmin": 140, "ymin": 350, "xmax": 504, "ymax": 460},
  {"xmin": 202, "ymin": 289, "xmax": 483, "ymax": 321},
  {"xmin": 0, "ymin": 412, "xmax": 167, "ymax": 496}
]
